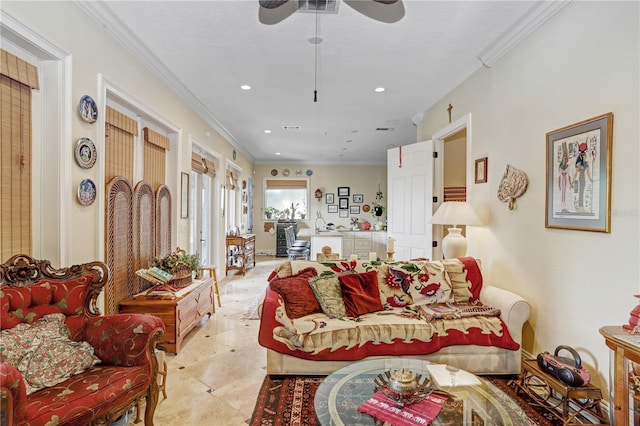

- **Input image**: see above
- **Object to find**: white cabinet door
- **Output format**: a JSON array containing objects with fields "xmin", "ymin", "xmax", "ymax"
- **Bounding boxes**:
[
  {"xmin": 341, "ymin": 233, "xmax": 354, "ymax": 259},
  {"xmin": 387, "ymin": 141, "xmax": 434, "ymax": 261}
]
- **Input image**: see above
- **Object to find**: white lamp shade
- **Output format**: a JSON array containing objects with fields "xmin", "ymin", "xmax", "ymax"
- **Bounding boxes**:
[
  {"xmin": 430, "ymin": 202, "xmax": 482, "ymax": 259},
  {"xmin": 430, "ymin": 202, "xmax": 482, "ymax": 227}
]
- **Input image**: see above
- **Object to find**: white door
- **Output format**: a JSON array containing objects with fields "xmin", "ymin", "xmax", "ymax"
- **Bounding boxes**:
[
  {"xmin": 189, "ymin": 172, "xmax": 216, "ymax": 267},
  {"xmin": 387, "ymin": 141, "xmax": 435, "ymax": 261}
]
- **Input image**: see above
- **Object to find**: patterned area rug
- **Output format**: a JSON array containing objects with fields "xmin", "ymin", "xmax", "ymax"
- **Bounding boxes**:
[{"xmin": 250, "ymin": 374, "xmax": 565, "ymax": 426}]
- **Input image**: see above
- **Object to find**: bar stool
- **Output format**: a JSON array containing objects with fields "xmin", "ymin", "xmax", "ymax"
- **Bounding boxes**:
[{"xmin": 200, "ymin": 265, "xmax": 222, "ymax": 308}]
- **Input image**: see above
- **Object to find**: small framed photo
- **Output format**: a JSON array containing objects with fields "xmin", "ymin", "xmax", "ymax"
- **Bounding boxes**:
[
  {"xmin": 545, "ymin": 112, "xmax": 613, "ymax": 233},
  {"xmin": 353, "ymin": 194, "xmax": 363, "ymax": 203},
  {"xmin": 338, "ymin": 186, "xmax": 350, "ymax": 197},
  {"xmin": 339, "ymin": 210, "xmax": 349, "ymax": 218},
  {"xmin": 475, "ymin": 157, "xmax": 488, "ymax": 184},
  {"xmin": 326, "ymin": 193, "xmax": 335, "ymax": 204},
  {"xmin": 350, "ymin": 206, "xmax": 360, "ymax": 214},
  {"xmin": 328, "ymin": 205, "xmax": 338, "ymax": 213},
  {"xmin": 339, "ymin": 198, "xmax": 349, "ymax": 209}
]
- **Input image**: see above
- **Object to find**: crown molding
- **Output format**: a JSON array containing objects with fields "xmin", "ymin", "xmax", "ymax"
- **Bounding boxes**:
[
  {"xmin": 73, "ymin": 1, "xmax": 253, "ymax": 162},
  {"xmin": 478, "ymin": 0, "xmax": 572, "ymax": 68}
]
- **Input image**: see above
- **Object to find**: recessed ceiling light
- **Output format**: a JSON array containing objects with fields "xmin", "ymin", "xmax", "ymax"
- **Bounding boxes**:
[
  {"xmin": 346, "ymin": 140, "xmax": 352, "ymax": 143},
  {"xmin": 374, "ymin": 87, "xmax": 385, "ymax": 93},
  {"xmin": 308, "ymin": 36, "xmax": 324, "ymax": 45},
  {"xmin": 264, "ymin": 130, "xmax": 272, "ymax": 134},
  {"xmin": 275, "ymin": 152, "xmax": 281, "ymax": 156},
  {"xmin": 240, "ymin": 84, "xmax": 251, "ymax": 90}
]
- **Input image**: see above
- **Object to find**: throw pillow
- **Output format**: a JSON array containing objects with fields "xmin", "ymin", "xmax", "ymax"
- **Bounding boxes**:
[
  {"xmin": 390, "ymin": 261, "xmax": 453, "ymax": 305},
  {"xmin": 308, "ymin": 275, "xmax": 347, "ymax": 318},
  {"xmin": 338, "ymin": 270, "xmax": 384, "ymax": 317},
  {"xmin": 375, "ymin": 264, "xmax": 414, "ymax": 308},
  {"xmin": 269, "ymin": 267, "xmax": 321, "ymax": 319},
  {"xmin": 1, "ymin": 313, "xmax": 100, "ymax": 395},
  {"xmin": 442, "ymin": 257, "xmax": 483, "ymax": 302}
]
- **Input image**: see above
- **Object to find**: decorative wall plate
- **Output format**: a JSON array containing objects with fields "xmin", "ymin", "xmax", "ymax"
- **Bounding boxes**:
[
  {"xmin": 282, "ymin": 169, "xmax": 290, "ymax": 176},
  {"xmin": 296, "ymin": 169, "xmax": 302, "ymax": 176},
  {"xmin": 77, "ymin": 179, "xmax": 97, "ymax": 206},
  {"xmin": 271, "ymin": 169, "xmax": 278, "ymax": 176},
  {"xmin": 74, "ymin": 137, "xmax": 97, "ymax": 169},
  {"xmin": 306, "ymin": 169, "xmax": 313, "ymax": 176},
  {"xmin": 363, "ymin": 204, "xmax": 371, "ymax": 213},
  {"xmin": 78, "ymin": 95, "xmax": 98, "ymax": 123}
]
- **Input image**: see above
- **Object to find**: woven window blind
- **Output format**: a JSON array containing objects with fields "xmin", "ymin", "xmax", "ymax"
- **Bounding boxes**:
[
  {"xmin": 0, "ymin": 49, "xmax": 39, "ymax": 260},
  {"xmin": 265, "ymin": 179, "xmax": 307, "ymax": 189},
  {"xmin": 105, "ymin": 106, "xmax": 137, "ymax": 184},
  {"xmin": 143, "ymin": 127, "xmax": 169, "ymax": 190},
  {"xmin": 191, "ymin": 152, "xmax": 216, "ymax": 178}
]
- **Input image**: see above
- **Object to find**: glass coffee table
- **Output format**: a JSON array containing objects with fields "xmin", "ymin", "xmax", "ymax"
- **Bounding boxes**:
[{"xmin": 314, "ymin": 359, "xmax": 534, "ymax": 425}]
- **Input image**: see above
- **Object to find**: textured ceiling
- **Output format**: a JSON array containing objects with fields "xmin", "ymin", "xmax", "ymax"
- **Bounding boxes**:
[{"xmin": 80, "ymin": 0, "xmax": 556, "ymax": 165}]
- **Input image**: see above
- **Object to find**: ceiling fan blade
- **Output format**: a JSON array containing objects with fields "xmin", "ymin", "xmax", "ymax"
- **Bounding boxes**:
[
  {"xmin": 259, "ymin": 0, "xmax": 301, "ymax": 25},
  {"xmin": 259, "ymin": 0, "xmax": 289, "ymax": 9},
  {"xmin": 344, "ymin": 0, "xmax": 405, "ymax": 23}
]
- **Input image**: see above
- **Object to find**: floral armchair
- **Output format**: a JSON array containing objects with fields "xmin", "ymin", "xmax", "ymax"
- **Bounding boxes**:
[{"xmin": 0, "ymin": 254, "xmax": 166, "ymax": 426}]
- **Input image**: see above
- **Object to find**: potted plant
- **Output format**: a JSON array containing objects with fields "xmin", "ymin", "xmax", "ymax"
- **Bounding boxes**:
[
  {"xmin": 263, "ymin": 206, "xmax": 281, "ymax": 219},
  {"xmin": 372, "ymin": 188, "xmax": 385, "ymax": 218},
  {"xmin": 150, "ymin": 247, "xmax": 201, "ymax": 286}
]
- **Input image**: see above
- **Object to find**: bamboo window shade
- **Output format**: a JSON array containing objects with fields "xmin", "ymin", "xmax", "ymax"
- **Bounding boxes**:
[
  {"xmin": 191, "ymin": 152, "xmax": 216, "ymax": 178},
  {"xmin": 143, "ymin": 127, "xmax": 170, "ymax": 190},
  {"xmin": 0, "ymin": 49, "xmax": 39, "ymax": 260},
  {"xmin": 265, "ymin": 179, "xmax": 307, "ymax": 189},
  {"xmin": 105, "ymin": 106, "xmax": 137, "ymax": 184},
  {"xmin": 226, "ymin": 169, "xmax": 239, "ymax": 191},
  {"xmin": 443, "ymin": 186, "xmax": 467, "ymax": 202}
]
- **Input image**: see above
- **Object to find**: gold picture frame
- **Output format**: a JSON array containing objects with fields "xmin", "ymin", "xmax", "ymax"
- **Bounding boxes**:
[
  {"xmin": 475, "ymin": 157, "xmax": 488, "ymax": 184},
  {"xmin": 545, "ymin": 113, "xmax": 613, "ymax": 232}
]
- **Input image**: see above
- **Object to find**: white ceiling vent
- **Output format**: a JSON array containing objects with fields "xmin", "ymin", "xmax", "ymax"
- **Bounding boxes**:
[
  {"xmin": 375, "ymin": 127, "xmax": 395, "ymax": 132},
  {"xmin": 282, "ymin": 125, "xmax": 302, "ymax": 130},
  {"xmin": 297, "ymin": 0, "xmax": 339, "ymax": 14}
]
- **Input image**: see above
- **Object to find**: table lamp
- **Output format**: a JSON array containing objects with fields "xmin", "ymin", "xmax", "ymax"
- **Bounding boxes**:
[{"xmin": 430, "ymin": 201, "xmax": 482, "ymax": 258}]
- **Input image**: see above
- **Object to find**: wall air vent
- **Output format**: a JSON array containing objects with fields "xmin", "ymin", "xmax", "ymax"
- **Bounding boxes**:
[
  {"xmin": 282, "ymin": 125, "xmax": 302, "ymax": 130},
  {"xmin": 297, "ymin": 0, "xmax": 339, "ymax": 14},
  {"xmin": 375, "ymin": 127, "xmax": 395, "ymax": 131}
]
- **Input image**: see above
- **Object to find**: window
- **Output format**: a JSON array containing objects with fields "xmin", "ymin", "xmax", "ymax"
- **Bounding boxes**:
[{"xmin": 264, "ymin": 179, "xmax": 308, "ymax": 221}]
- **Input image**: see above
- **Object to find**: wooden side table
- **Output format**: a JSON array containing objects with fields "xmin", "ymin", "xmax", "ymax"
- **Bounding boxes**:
[
  {"xmin": 514, "ymin": 358, "xmax": 608, "ymax": 425},
  {"xmin": 119, "ymin": 278, "xmax": 214, "ymax": 353},
  {"xmin": 226, "ymin": 234, "xmax": 255, "ymax": 276},
  {"xmin": 600, "ymin": 325, "xmax": 640, "ymax": 425}
]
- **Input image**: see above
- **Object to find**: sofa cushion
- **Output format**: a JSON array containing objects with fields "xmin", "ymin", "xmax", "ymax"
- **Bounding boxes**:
[
  {"xmin": 443, "ymin": 257, "xmax": 483, "ymax": 302},
  {"xmin": 308, "ymin": 275, "xmax": 347, "ymax": 318},
  {"xmin": 269, "ymin": 267, "xmax": 321, "ymax": 319},
  {"xmin": 1, "ymin": 313, "xmax": 100, "ymax": 394},
  {"xmin": 338, "ymin": 270, "xmax": 384, "ymax": 317},
  {"xmin": 397, "ymin": 261, "xmax": 453, "ymax": 305}
]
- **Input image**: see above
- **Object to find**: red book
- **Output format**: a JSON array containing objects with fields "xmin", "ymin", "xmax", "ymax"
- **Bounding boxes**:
[{"xmin": 357, "ymin": 391, "xmax": 445, "ymax": 425}]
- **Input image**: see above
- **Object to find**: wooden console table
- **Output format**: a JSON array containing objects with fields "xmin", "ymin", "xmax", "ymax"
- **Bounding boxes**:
[
  {"xmin": 119, "ymin": 278, "xmax": 214, "ymax": 353},
  {"xmin": 226, "ymin": 233, "xmax": 255, "ymax": 276},
  {"xmin": 600, "ymin": 325, "xmax": 640, "ymax": 425},
  {"xmin": 514, "ymin": 358, "xmax": 608, "ymax": 425}
]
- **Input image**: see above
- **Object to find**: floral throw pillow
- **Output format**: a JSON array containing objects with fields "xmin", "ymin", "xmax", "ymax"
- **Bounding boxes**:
[
  {"xmin": 1, "ymin": 313, "xmax": 100, "ymax": 394},
  {"xmin": 387, "ymin": 261, "xmax": 453, "ymax": 306}
]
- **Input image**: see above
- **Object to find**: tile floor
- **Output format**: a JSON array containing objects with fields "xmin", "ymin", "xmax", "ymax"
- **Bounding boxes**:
[{"xmin": 151, "ymin": 256, "xmax": 280, "ymax": 426}]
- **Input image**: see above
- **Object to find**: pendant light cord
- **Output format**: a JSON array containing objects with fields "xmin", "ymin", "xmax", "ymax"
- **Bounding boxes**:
[{"xmin": 314, "ymin": 8, "xmax": 318, "ymax": 102}]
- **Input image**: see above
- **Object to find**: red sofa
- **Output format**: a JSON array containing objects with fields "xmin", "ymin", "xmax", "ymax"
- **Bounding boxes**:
[{"xmin": 0, "ymin": 254, "xmax": 165, "ymax": 426}]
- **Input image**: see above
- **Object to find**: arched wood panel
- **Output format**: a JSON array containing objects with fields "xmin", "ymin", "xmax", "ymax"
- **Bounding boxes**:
[
  {"xmin": 133, "ymin": 181, "xmax": 155, "ymax": 294},
  {"xmin": 105, "ymin": 176, "xmax": 134, "ymax": 315},
  {"xmin": 155, "ymin": 185, "xmax": 172, "ymax": 257}
]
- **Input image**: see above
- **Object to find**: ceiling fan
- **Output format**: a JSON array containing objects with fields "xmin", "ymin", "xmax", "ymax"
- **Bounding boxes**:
[{"xmin": 258, "ymin": 0, "xmax": 404, "ymax": 25}]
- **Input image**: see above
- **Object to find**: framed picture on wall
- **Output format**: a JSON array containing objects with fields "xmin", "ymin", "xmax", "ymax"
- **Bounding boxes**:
[
  {"xmin": 328, "ymin": 205, "xmax": 338, "ymax": 213},
  {"xmin": 326, "ymin": 193, "xmax": 334, "ymax": 204},
  {"xmin": 339, "ymin": 210, "xmax": 349, "ymax": 218},
  {"xmin": 353, "ymin": 194, "xmax": 363, "ymax": 203},
  {"xmin": 350, "ymin": 206, "xmax": 360, "ymax": 214},
  {"xmin": 338, "ymin": 187, "xmax": 350, "ymax": 197},
  {"xmin": 339, "ymin": 198, "xmax": 349, "ymax": 209},
  {"xmin": 475, "ymin": 157, "xmax": 488, "ymax": 184},
  {"xmin": 545, "ymin": 112, "xmax": 613, "ymax": 233}
]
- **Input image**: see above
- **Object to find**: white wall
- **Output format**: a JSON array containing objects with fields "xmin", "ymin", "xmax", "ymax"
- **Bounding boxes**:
[{"xmin": 420, "ymin": 1, "xmax": 639, "ymax": 392}]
